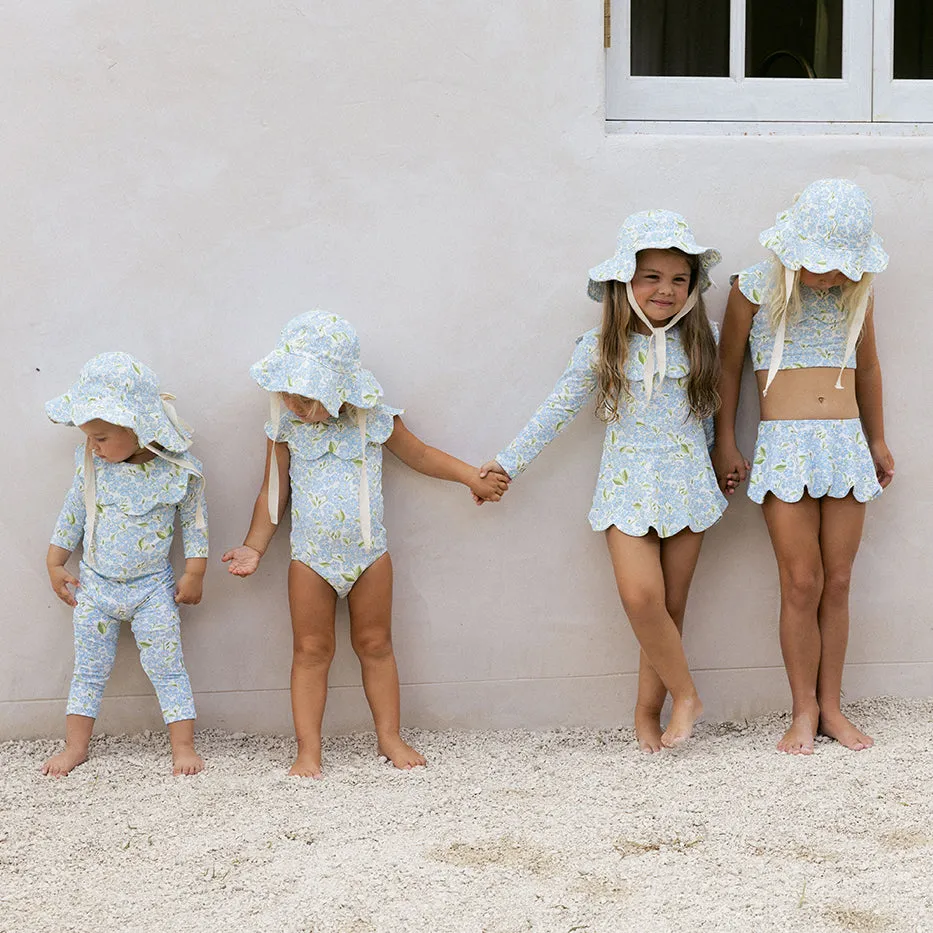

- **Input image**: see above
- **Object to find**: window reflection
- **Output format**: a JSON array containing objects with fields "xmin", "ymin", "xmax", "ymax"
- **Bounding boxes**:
[{"xmin": 746, "ymin": 0, "xmax": 843, "ymax": 79}]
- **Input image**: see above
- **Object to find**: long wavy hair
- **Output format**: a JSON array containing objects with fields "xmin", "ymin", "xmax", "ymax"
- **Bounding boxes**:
[
  {"xmin": 595, "ymin": 249, "xmax": 720, "ymax": 424},
  {"xmin": 765, "ymin": 254, "xmax": 873, "ymax": 334}
]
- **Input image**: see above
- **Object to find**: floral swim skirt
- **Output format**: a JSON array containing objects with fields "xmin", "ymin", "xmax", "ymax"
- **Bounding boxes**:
[{"xmin": 748, "ymin": 418, "xmax": 882, "ymax": 504}]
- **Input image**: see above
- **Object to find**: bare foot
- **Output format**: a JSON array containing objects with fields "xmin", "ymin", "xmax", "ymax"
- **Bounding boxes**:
[
  {"xmin": 41, "ymin": 745, "xmax": 88, "ymax": 777},
  {"xmin": 777, "ymin": 703, "xmax": 820, "ymax": 755},
  {"xmin": 634, "ymin": 704, "xmax": 664, "ymax": 753},
  {"xmin": 819, "ymin": 709, "xmax": 874, "ymax": 751},
  {"xmin": 378, "ymin": 735, "xmax": 426, "ymax": 770},
  {"xmin": 661, "ymin": 694, "xmax": 703, "ymax": 748},
  {"xmin": 288, "ymin": 749, "xmax": 323, "ymax": 779},
  {"xmin": 172, "ymin": 747, "xmax": 205, "ymax": 776}
]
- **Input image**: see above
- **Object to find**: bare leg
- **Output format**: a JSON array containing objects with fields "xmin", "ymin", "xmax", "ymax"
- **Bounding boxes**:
[
  {"xmin": 288, "ymin": 560, "xmax": 338, "ymax": 777},
  {"xmin": 606, "ymin": 527, "xmax": 702, "ymax": 747},
  {"xmin": 347, "ymin": 553, "xmax": 425, "ymax": 769},
  {"xmin": 816, "ymin": 494, "xmax": 872, "ymax": 750},
  {"xmin": 633, "ymin": 528, "xmax": 706, "ymax": 753},
  {"xmin": 761, "ymin": 493, "xmax": 823, "ymax": 754},
  {"xmin": 168, "ymin": 719, "xmax": 204, "ymax": 775},
  {"xmin": 41, "ymin": 714, "xmax": 94, "ymax": 776}
]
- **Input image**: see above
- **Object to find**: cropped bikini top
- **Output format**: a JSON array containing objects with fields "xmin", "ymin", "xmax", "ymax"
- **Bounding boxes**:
[{"xmin": 733, "ymin": 260, "xmax": 866, "ymax": 395}]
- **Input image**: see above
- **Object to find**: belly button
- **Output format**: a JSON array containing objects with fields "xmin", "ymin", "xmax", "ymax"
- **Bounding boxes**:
[{"xmin": 818, "ymin": 396, "xmax": 825, "ymax": 404}]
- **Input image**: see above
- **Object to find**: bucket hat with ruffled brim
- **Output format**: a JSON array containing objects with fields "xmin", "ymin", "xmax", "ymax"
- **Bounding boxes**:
[{"xmin": 587, "ymin": 209, "xmax": 721, "ymax": 302}]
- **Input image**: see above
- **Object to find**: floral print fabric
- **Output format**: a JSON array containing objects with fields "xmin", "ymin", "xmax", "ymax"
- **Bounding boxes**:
[
  {"xmin": 748, "ymin": 419, "xmax": 882, "ymax": 504},
  {"xmin": 587, "ymin": 210, "xmax": 721, "ymax": 302},
  {"xmin": 495, "ymin": 326, "xmax": 727, "ymax": 538},
  {"xmin": 51, "ymin": 444, "xmax": 208, "ymax": 580},
  {"xmin": 267, "ymin": 404, "xmax": 401, "ymax": 597},
  {"xmin": 251, "ymin": 312, "xmax": 384, "ymax": 418},
  {"xmin": 735, "ymin": 261, "xmax": 856, "ymax": 374},
  {"xmin": 68, "ymin": 563, "xmax": 195, "ymax": 723},
  {"xmin": 758, "ymin": 179, "xmax": 888, "ymax": 281}
]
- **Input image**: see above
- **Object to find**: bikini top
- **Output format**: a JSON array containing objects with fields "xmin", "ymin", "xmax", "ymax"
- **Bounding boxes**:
[{"xmin": 733, "ymin": 261, "xmax": 866, "ymax": 395}]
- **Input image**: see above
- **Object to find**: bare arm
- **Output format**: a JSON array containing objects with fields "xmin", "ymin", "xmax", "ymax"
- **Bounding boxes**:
[
  {"xmin": 711, "ymin": 282, "xmax": 756, "ymax": 488},
  {"xmin": 384, "ymin": 416, "xmax": 508, "ymax": 501},
  {"xmin": 222, "ymin": 439, "xmax": 292, "ymax": 575},
  {"xmin": 855, "ymin": 303, "xmax": 895, "ymax": 488}
]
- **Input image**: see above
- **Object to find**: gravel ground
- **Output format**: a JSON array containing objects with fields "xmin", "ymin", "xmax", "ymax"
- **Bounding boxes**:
[{"xmin": 2, "ymin": 697, "xmax": 932, "ymax": 933}]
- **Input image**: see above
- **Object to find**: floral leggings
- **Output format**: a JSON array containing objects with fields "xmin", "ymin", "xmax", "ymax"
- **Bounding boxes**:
[{"xmin": 67, "ymin": 563, "xmax": 196, "ymax": 723}]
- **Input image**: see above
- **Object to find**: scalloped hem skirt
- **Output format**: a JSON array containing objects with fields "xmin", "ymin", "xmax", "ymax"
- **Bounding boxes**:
[{"xmin": 748, "ymin": 418, "xmax": 882, "ymax": 505}]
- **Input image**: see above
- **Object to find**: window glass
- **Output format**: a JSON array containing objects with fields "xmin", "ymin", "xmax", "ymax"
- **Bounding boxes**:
[
  {"xmin": 893, "ymin": 0, "xmax": 933, "ymax": 79},
  {"xmin": 630, "ymin": 0, "xmax": 730, "ymax": 77},
  {"xmin": 745, "ymin": 0, "xmax": 843, "ymax": 78}
]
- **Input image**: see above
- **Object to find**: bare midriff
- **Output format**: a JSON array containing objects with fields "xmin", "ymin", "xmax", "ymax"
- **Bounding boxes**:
[{"xmin": 755, "ymin": 367, "xmax": 860, "ymax": 421}]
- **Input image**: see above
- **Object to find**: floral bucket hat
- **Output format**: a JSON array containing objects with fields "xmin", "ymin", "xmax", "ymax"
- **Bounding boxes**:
[
  {"xmin": 757, "ymin": 179, "xmax": 888, "ymax": 397},
  {"xmin": 587, "ymin": 210, "xmax": 721, "ymax": 400},
  {"xmin": 46, "ymin": 352, "xmax": 204, "ymax": 551},
  {"xmin": 250, "ymin": 311, "xmax": 383, "ymax": 418},
  {"xmin": 587, "ymin": 209, "xmax": 721, "ymax": 302},
  {"xmin": 758, "ymin": 178, "xmax": 889, "ymax": 281},
  {"xmin": 46, "ymin": 352, "xmax": 193, "ymax": 452}
]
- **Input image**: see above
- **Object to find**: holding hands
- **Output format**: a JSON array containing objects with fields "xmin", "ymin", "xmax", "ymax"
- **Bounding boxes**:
[
  {"xmin": 711, "ymin": 444, "xmax": 751, "ymax": 496},
  {"xmin": 472, "ymin": 460, "xmax": 512, "ymax": 505}
]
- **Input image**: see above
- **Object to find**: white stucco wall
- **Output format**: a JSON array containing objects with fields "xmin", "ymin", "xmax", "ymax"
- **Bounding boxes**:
[{"xmin": 3, "ymin": 1, "xmax": 930, "ymax": 738}]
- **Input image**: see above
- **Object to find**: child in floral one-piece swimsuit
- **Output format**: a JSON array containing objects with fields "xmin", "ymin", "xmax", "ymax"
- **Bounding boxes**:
[{"xmin": 223, "ymin": 311, "xmax": 508, "ymax": 777}]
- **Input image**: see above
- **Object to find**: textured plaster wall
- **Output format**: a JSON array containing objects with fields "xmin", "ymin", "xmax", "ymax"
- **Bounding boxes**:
[{"xmin": 2, "ymin": 1, "xmax": 930, "ymax": 737}]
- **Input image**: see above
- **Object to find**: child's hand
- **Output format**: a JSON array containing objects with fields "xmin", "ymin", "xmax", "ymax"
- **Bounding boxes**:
[
  {"xmin": 870, "ymin": 440, "xmax": 895, "ymax": 488},
  {"xmin": 711, "ymin": 445, "xmax": 750, "ymax": 495},
  {"xmin": 472, "ymin": 460, "xmax": 511, "ymax": 505},
  {"xmin": 174, "ymin": 572, "xmax": 204, "ymax": 605},
  {"xmin": 222, "ymin": 545, "xmax": 262, "ymax": 577},
  {"xmin": 48, "ymin": 566, "xmax": 79, "ymax": 608}
]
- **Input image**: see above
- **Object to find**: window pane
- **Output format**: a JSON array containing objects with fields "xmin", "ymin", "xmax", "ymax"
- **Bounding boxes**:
[
  {"xmin": 630, "ymin": 0, "xmax": 729, "ymax": 77},
  {"xmin": 894, "ymin": 0, "xmax": 933, "ymax": 79},
  {"xmin": 745, "ymin": 0, "xmax": 843, "ymax": 79}
]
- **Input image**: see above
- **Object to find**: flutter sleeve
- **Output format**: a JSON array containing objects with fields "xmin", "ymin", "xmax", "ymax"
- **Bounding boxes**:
[
  {"xmin": 495, "ymin": 328, "xmax": 599, "ymax": 478},
  {"xmin": 50, "ymin": 445, "xmax": 86, "ymax": 552}
]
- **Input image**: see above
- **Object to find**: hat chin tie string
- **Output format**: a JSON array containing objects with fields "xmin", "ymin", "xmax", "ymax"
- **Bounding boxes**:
[
  {"xmin": 836, "ymin": 288, "xmax": 870, "ymax": 390},
  {"xmin": 267, "ymin": 392, "xmax": 282, "ymax": 525},
  {"xmin": 762, "ymin": 266, "xmax": 796, "ymax": 398},
  {"xmin": 624, "ymin": 282, "xmax": 698, "ymax": 401},
  {"xmin": 358, "ymin": 409, "xmax": 371, "ymax": 551}
]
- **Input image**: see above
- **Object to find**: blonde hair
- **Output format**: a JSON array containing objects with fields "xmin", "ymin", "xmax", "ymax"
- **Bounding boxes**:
[
  {"xmin": 595, "ymin": 250, "xmax": 720, "ymax": 423},
  {"xmin": 766, "ymin": 254, "xmax": 874, "ymax": 335}
]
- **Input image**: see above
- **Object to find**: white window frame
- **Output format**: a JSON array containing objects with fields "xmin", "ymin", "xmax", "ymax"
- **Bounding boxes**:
[
  {"xmin": 606, "ymin": 0, "xmax": 933, "ymax": 129},
  {"xmin": 872, "ymin": 0, "xmax": 933, "ymax": 121}
]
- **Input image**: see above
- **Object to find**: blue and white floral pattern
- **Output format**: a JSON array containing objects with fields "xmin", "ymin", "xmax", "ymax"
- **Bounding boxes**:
[
  {"xmin": 588, "ymin": 210, "xmax": 721, "ymax": 302},
  {"xmin": 748, "ymin": 419, "xmax": 881, "ymax": 504},
  {"xmin": 495, "ymin": 325, "xmax": 727, "ymax": 538},
  {"xmin": 758, "ymin": 179, "xmax": 888, "ymax": 281},
  {"xmin": 68, "ymin": 564, "xmax": 195, "ymax": 723},
  {"xmin": 46, "ymin": 353, "xmax": 192, "ymax": 452},
  {"xmin": 251, "ymin": 312, "xmax": 384, "ymax": 418},
  {"xmin": 735, "ymin": 260, "xmax": 856, "ymax": 374},
  {"xmin": 52, "ymin": 445, "xmax": 208, "ymax": 579},
  {"xmin": 268, "ymin": 404, "xmax": 401, "ymax": 597}
]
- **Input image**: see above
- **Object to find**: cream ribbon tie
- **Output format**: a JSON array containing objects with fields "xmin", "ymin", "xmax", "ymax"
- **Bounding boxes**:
[
  {"xmin": 762, "ymin": 267, "xmax": 795, "ymax": 397},
  {"xmin": 624, "ymin": 282, "xmax": 698, "ymax": 401}
]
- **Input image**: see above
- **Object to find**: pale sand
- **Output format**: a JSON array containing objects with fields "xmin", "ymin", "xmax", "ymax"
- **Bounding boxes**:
[{"xmin": 2, "ymin": 697, "xmax": 932, "ymax": 933}]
